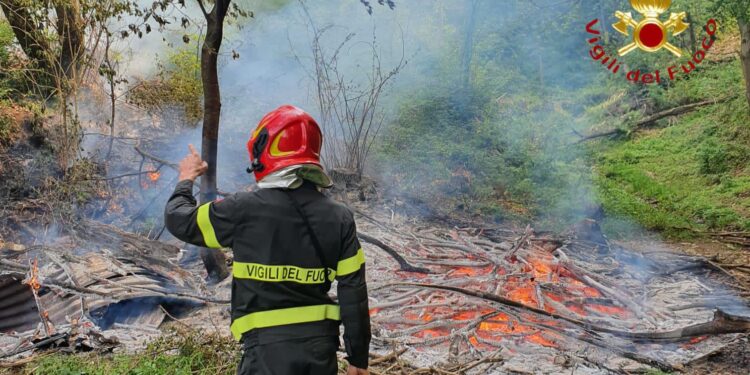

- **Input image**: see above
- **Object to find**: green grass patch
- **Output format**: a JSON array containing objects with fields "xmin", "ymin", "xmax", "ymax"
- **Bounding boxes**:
[
  {"xmin": 595, "ymin": 60, "xmax": 750, "ymax": 238},
  {"xmin": 7, "ymin": 327, "xmax": 240, "ymax": 375}
]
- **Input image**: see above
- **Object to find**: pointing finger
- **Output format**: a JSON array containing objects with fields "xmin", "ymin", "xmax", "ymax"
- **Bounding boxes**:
[{"xmin": 188, "ymin": 144, "xmax": 199, "ymax": 156}]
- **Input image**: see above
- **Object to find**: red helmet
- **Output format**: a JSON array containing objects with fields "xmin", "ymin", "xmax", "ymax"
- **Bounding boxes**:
[{"xmin": 246, "ymin": 105, "xmax": 323, "ymax": 182}]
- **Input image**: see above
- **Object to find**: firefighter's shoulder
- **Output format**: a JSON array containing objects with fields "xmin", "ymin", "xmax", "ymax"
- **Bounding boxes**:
[{"xmin": 325, "ymin": 197, "xmax": 356, "ymax": 224}]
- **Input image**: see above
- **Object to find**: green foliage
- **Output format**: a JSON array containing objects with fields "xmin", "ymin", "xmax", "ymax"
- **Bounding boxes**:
[
  {"xmin": 595, "ymin": 59, "xmax": 750, "ymax": 237},
  {"xmin": 128, "ymin": 44, "xmax": 203, "ymax": 124},
  {"xmin": 0, "ymin": 18, "xmax": 31, "ymax": 100},
  {"xmin": 376, "ymin": 84, "xmax": 597, "ymax": 229},
  {"xmin": 0, "ymin": 19, "xmax": 13, "ymax": 60},
  {"xmin": 0, "ymin": 101, "xmax": 14, "ymax": 145},
  {"xmin": 20, "ymin": 328, "xmax": 240, "ymax": 375},
  {"xmin": 713, "ymin": 0, "xmax": 750, "ymax": 22}
]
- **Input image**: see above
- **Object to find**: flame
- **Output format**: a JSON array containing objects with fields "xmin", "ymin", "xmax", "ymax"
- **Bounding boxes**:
[
  {"xmin": 529, "ymin": 259, "xmax": 555, "ymax": 280},
  {"xmin": 369, "ymin": 308, "xmax": 381, "ymax": 316},
  {"xmin": 147, "ymin": 170, "xmax": 161, "ymax": 182},
  {"xmin": 24, "ymin": 258, "xmax": 41, "ymax": 290}
]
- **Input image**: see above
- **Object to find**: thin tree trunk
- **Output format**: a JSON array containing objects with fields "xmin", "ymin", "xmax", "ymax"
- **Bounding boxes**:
[
  {"xmin": 104, "ymin": 32, "xmax": 116, "ymax": 161},
  {"xmin": 197, "ymin": 0, "xmax": 230, "ymax": 281},
  {"xmin": 740, "ymin": 20, "xmax": 750, "ymax": 110}
]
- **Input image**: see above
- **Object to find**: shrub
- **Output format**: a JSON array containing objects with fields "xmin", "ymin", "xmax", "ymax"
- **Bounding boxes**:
[{"xmin": 128, "ymin": 45, "xmax": 203, "ymax": 125}]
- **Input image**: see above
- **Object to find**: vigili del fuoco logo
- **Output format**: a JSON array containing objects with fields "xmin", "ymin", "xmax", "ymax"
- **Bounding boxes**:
[{"xmin": 586, "ymin": 0, "xmax": 718, "ymax": 85}]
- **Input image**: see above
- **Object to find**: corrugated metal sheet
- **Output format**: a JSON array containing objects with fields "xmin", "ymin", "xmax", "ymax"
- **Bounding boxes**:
[
  {"xmin": 0, "ymin": 274, "xmax": 39, "ymax": 333},
  {"xmin": 0, "ymin": 250, "xmax": 202, "ymax": 336}
]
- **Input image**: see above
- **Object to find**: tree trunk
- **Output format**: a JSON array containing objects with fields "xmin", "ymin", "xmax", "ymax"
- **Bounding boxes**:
[
  {"xmin": 197, "ymin": 0, "xmax": 230, "ymax": 281},
  {"xmin": 55, "ymin": 0, "xmax": 85, "ymax": 79},
  {"xmin": 0, "ymin": 0, "xmax": 51, "ymax": 73},
  {"xmin": 740, "ymin": 20, "xmax": 750, "ymax": 110}
]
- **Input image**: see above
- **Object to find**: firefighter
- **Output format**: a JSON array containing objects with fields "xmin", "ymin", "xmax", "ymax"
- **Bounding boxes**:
[{"xmin": 164, "ymin": 105, "xmax": 370, "ymax": 375}]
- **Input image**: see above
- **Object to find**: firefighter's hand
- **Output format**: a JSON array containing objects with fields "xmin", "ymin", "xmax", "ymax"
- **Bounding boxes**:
[
  {"xmin": 178, "ymin": 144, "xmax": 208, "ymax": 182},
  {"xmin": 346, "ymin": 365, "xmax": 368, "ymax": 375}
]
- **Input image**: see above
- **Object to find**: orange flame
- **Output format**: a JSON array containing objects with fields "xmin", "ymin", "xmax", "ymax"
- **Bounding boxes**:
[
  {"xmin": 147, "ymin": 170, "xmax": 161, "ymax": 182},
  {"xmin": 24, "ymin": 258, "xmax": 41, "ymax": 291}
]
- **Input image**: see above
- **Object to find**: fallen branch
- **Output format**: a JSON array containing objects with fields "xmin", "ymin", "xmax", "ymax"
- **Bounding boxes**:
[
  {"xmin": 577, "ymin": 96, "xmax": 738, "ymax": 143},
  {"xmin": 574, "ymin": 128, "xmax": 627, "ymax": 143},
  {"xmin": 358, "ymin": 232, "xmax": 431, "ymax": 273},
  {"xmin": 134, "ymin": 146, "xmax": 178, "ymax": 171},
  {"xmin": 390, "ymin": 283, "xmax": 750, "ymax": 340},
  {"xmin": 636, "ymin": 96, "xmax": 737, "ymax": 128}
]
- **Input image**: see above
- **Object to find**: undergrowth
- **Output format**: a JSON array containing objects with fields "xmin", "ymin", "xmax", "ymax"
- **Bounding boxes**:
[
  {"xmin": 594, "ymin": 58, "xmax": 750, "ymax": 238},
  {"xmin": 9, "ymin": 327, "xmax": 241, "ymax": 375}
]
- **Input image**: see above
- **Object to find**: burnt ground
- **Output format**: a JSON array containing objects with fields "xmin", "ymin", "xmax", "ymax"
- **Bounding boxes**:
[
  {"xmin": 684, "ymin": 336, "xmax": 750, "ymax": 375},
  {"xmin": 677, "ymin": 240, "xmax": 750, "ymax": 375},
  {"xmin": 617, "ymin": 238, "xmax": 750, "ymax": 374},
  {"xmin": 1, "ymin": 115, "xmax": 749, "ymax": 373}
]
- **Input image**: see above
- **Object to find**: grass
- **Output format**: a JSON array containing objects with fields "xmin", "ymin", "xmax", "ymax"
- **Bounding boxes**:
[
  {"xmin": 594, "ymin": 58, "xmax": 750, "ymax": 238},
  {"xmin": 4, "ymin": 327, "xmax": 241, "ymax": 375}
]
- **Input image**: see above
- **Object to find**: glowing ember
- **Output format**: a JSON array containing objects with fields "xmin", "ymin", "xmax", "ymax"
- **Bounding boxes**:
[
  {"xmin": 147, "ymin": 170, "xmax": 161, "ymax": 182},
  {"xmin": 468, "ymin": 336, "xmax": 480, "ymax": 347},
  {"xmin": 404, "ymin": 310, "xmax": 433, "ymax": 322},
  {"xmin": 451, "ymin": 267, "xmax": 477, "ymax": 276},
  {"xmin": 527, "ymin": 332, "xmax": 557, "ymax": 347},
  {"xmin": 506, "ymin": 285, "xmax": 537, "ymax": 306},
  {"xmin": 385, "ymin": 243, "xmax": 643, "ymax": 353},
  {"xmin": 681, "ymin": 335, "xmax": 709, "ymax": 348},
  {"xmin": 452, "ymin": 311, "xmax": 479, "ymax": 320},
  {"xmin": 589, "ymin": 304, "xmax": 627, "ymax": 316},
  {"xmin": 414, "ymin": 328, "xmax": 448, "ymax": 338},
  {"xmin": 566, "ymin": 304, "xmax": 587, "ymax": 316}
]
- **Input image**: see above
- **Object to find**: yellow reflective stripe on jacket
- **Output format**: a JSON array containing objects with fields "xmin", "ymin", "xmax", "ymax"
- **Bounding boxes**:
[
  {"xmin": 197, "ymin": 203, "xmax": 221, "ymax": 248},
  {"xmin": 230, "ymin": 304, "xmax": 341, "ymax": 340},
  {"xmin": 233, "ymin": 262, "xmax": 335, "ymax": 284},
  {"xmin": 336, "ymin": 248, "xmax": 365, "ymax": 277}
]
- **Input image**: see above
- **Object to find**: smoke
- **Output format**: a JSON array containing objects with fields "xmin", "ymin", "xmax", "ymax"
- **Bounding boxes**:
[
  {"xmin": 75, "ymin": 1, "xmax": 610, "ymax": 230},
  {"xmin": 75, "ymin": 1, "xmax": 740, "ymax": 261}
]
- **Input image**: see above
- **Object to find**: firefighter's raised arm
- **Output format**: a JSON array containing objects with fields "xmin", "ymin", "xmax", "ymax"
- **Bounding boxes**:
[
  {"xmin": 336, "ymin": 210, "xmax": 371, "ymax": 372},
  {"xmin": 164, "ymin": 144, "xmax": 237, "ymax": 248}
]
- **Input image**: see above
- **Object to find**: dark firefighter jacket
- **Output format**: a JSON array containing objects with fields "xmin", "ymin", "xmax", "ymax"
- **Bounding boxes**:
[{"xmin": 164, "ymin": 180, "xmax": 371, "ymax": 368}]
